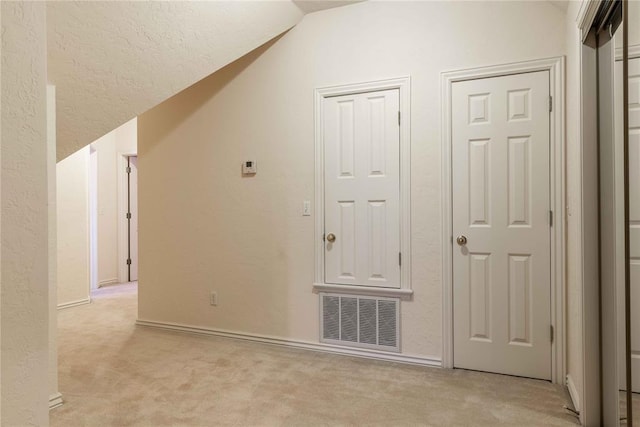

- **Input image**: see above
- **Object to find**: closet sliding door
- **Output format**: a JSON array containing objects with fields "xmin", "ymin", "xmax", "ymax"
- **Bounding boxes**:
[{"xmin": 585, "ymin": 0, "xmax": 636, "ymax": 424}]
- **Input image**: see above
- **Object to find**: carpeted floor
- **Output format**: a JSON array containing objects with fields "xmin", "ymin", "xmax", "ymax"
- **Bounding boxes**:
[{"xmin": 51, "ymin": 283, "xmax": 579, "ymax": 426}]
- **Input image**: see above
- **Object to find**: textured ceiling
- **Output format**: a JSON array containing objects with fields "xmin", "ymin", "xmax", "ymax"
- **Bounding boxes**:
[{"xmin": 48, "ymin": 1, "xmax": 304, "ymax": 160}]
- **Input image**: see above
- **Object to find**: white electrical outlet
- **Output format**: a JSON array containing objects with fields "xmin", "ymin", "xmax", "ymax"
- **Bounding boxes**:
[
  {"xmin": 210, "ymin": 291, "xmax": 218, "ymax": 306},
  {"xmin": 303, "ymin": 200, "xmax": 311, "ymax": 216}
]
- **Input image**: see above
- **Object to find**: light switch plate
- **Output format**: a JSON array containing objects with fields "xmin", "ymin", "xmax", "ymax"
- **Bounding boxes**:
[{"xmin": 303, "ymin": 201, "xmax": 311, "ymax": 216}]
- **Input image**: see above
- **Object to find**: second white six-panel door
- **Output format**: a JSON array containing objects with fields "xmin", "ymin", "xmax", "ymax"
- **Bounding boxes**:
[
  {"xmin": 323, "ymin": 89, "xmax": 401, "ymax": 288},
  {"xmin": 452, "ymin": 71, "xmax": 552, "ymax": 380}
]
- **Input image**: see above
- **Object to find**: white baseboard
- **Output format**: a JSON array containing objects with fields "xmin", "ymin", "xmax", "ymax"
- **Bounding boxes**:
[
  {"xmin": 98, "ymin": 278, "xmax": 120, "ymax": 288},
  {"xmin": 57, "ymin": 297, "xmax": 91, "ymax": 310},
  {"xmin": 49, "ymin": 392, "xmax": 63, "ymax": 410},
  {"xmin": 566, "ymin": 374, "xmax": 580, "ymax": 412},
  {"xmin": 136, "ymin": 319, "xmax": 442, "ymax": 368}
]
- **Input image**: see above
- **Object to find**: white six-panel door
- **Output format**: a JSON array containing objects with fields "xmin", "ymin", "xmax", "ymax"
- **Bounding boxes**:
[
  {"xmin": 452, "ymin": 71, "xmax": 552, "ymax": 380},
  {"xmin": 323, "ymin": 89, "xmax": 400, "ymax": 288}
]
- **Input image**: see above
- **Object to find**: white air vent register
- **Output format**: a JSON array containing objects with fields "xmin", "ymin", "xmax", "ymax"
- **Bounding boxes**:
[{"xmin": 320, "ymin": 293, "xmax": 400, "ymax": 352}]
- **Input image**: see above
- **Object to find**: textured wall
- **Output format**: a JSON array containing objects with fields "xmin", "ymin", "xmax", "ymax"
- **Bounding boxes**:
[
  {"xmin": 48, "ymin": 1, "xmax": 304, "ymax": 161},
  {"xmin": 1, "ymin": 2, "xmax": 50, "ymax": 424},
  {"xmin": 57, "ymin": 147, "xmax": 90, "ymax": 307},
  {"xmin": 138, "ymin": 1, "xmax": 567, "ymax": 361}
]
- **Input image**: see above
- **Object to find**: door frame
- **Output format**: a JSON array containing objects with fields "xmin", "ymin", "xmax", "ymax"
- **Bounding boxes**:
[
  {"xmin": 441, "ymin": 57, "xmax": 566, "ymax": 383},
  {"xmin": 312, "ymin": 77, "xmax": 413, "ymax": 299},
  {"xmin": 117, "ymin": 151, "xmax": 137, "ymax": 283}
]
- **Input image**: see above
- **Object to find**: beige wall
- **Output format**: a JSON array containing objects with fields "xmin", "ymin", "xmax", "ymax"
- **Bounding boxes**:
[
  {"xmin": 564, "ymin": 0, "xmax": 584, "ymax": 412},
  {"xmin": 57, "ymin": 147, "xmax": 90, "ymax": 306},
  {"xmin": 0, "ymin": 2, "xmax": 50, "ymax": 423},
  {"xmin": 93, "ymin": 119, "xmax": 137, "ymax": 286},
  {"xmin": 139, "ymin": 1, "xmax": 568, "ymax": 361}
]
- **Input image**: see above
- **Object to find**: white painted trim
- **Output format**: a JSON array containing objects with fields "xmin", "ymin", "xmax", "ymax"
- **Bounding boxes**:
[
  {"xmin": 98, "ymin": 278, "xmax": 120, "ymax": 288},
  {"xmin": 578, "ymin": 40, "xmax": 600, "ymax": 427},
  {"xmin": 615, "ymin": 44, "xmax": 640, "ymax": 61},
  {"xmin": 57, "ymin": 297, "xmax": 91, "ymax": 310},
  {"xmin": 440, "ymin": 57, "xmax": 566, "ymax": 384},
  {"xmin": 136, "ymin": 319, "xmax": 441, "ymax": 368},
  {"xmin": 117, "ymin": 151, "xmax": 137, "ymax": 284},
  {"xmin": 566, "ymin": 374, "xmax": 581, "ymax": 413},
  {"xmin": 313, "ymin": 282, "xmax": 413, "ymax": 300},
  {"xmin": 49, "ymin": 392, "xmax": 63, "ymax": 410},
  {"xmin": 576, "ymin": 0, "xmax": 601, "ymax": 42},
  {"xmin": 314, "ymin": 76, "xmax": 411, "ymax": 291}
]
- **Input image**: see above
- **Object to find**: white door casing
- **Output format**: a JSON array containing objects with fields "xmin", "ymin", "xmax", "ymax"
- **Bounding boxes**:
[
  {"xmin": 118, "ymin": 151, "xmax": 137, "ymax": 284},
  {"xmin": 323, "ymin": 89, "xmax": 400, "ymax": 288},
  {"xmin": 451, "ymin": 70, "xmax": 552, "ymax": 380},
  {"xmin": 129, "ymin": 156, "xmax": 139, "ymax": 282},
  {"xmin": 616, "ymin": 57, "xmax": 640, "ymax": 392}
]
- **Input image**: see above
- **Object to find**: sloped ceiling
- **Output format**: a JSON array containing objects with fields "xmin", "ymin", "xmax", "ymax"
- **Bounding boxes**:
[{"xmin": 48, "ymin": 1, "xmax": 304, "ymax": 160}]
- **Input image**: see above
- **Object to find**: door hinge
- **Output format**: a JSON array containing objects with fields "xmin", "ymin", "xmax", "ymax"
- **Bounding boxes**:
[
  {"xmin": 126, "ymin": 212, "xmax": 132, "ymax": 219},
  {"xmin": 126, "ymin": 166, "xmax": 132, "ymax": 174},
  {"xmin": 399, "ymin": 252, "xmax": 402, "ymax": 266},
  {"xmin": 126, "ymin": 258, "xmax": 132, "ymax": 265},
  {"xmin": 398, "ymin": 111, "xmax": 401, "ymax": 126},
  {"xmin": 549, "ymin": 210, "xmax": 553, "ymax": 227},
  {"xmin": 550, "ymin": 325, "xmax": 554, "ymax": 343},
  {"xmin": 549, "ymin": 96, "xmax": 553, "ymax": 113}
]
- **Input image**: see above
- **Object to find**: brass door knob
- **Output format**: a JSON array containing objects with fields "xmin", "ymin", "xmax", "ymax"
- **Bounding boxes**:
[
  {"xmin": 326, "ymin": 233, "xmax": 336, "ymax": 243},
  {"xmin": 456, "ymin": 235, "xmax": 467, "ymax": 246}
]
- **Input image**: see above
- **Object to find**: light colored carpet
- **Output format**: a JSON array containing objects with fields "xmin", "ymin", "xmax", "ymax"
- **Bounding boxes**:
[{"xmin": 51, "ymin": 283, "xmax": 579, "ymax": 426}]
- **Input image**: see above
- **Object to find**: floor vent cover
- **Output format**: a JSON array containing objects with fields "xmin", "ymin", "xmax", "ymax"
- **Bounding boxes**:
[{"xmin": 320, "ymin": 293, "xmax": 400, "ymax": 352}]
